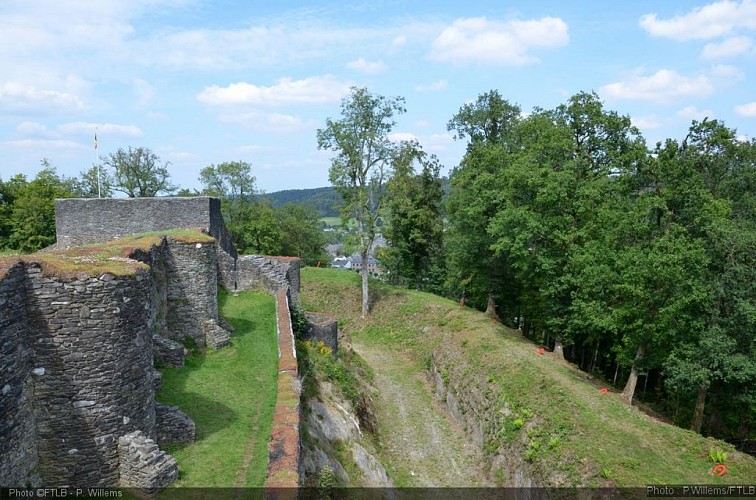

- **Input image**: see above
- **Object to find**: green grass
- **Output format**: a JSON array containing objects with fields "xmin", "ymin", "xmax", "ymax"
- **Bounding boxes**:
[
  {"xmin": 156, "ymin": 289, "xmax": 278, "ymax": 488},
  {"xmin": 300, "ymin": 267, "xmax": 756, "ymax": 487}
]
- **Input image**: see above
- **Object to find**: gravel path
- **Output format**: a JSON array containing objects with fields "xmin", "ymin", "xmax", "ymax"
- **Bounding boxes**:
[{"xmin": 353, "ymin": 341, "xmax": 493, "ymax": 487}]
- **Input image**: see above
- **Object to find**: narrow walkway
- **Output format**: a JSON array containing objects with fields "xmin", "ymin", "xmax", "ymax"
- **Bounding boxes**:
[{"xmin": 353, "ymin": 341, "xmax": 493, "ymax": 487}]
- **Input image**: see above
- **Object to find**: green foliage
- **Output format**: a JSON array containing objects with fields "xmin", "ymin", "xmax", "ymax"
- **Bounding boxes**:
[
  {"xmin": 317, "ymin": 86, "xmax": 406, "ymax": 316},
  {"xmin": 709, "ymin": 448, "xmax": 728, "ymax": 464},
  {"xmin": 105, "ymin": 146, "xmax": 177, "ymax": 197},
  {"xmin": 0, "ymin": 163, "xmax": 80, "ymax": 252},
  {"xmin": 277, "ymin": 203, "xmax": 328, "ymax": 266},
  {"xmin": 382, "ymin": 141, "xmax": 445, "ymax": 291}
]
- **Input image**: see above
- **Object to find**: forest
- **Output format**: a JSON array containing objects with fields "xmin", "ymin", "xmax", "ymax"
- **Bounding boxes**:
[{"xmin": 1, "ymin": 88, "xmax": 753, "ymax": 452}]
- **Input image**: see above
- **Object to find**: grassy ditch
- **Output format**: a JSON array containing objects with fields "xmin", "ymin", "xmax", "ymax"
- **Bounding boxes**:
[
  {"xmin": 300, "ymin": 267, "xmax": 756, "ymax": 487},
  {"xmin": 156, "ymin": 289, "xmax": 278, "ymax": 488}
]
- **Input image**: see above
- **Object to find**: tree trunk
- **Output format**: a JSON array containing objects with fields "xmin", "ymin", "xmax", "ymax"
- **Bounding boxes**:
[
  {"xmin": 553, "ymin": 336, "xmax": 565, "ymax": 360},
  {"xmin": 690, "ymin": 384, "xmax": 707, "ymax": 434},
  {"xmin": 621, "ymin": 345, "xmax": 645, "ymax": 404},
  {"xmin": 360, "ymin": 248, "xmax": 370, "ymax": 318},
  {"xmin": 485, "ymin": 292, "xmax": 498, "ymax": 318},
  {"xmin": 590, "ymin": 340, "xmax": 600, "ymax": 374}
]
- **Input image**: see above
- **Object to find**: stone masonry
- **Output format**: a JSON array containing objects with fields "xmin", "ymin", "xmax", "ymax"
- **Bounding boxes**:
[{"xmin": 1, "ymin": 197, "xmax": 304, "ymax": 488}]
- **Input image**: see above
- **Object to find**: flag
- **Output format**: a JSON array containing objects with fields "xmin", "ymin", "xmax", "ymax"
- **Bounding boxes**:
[{"xmin": 94, "ymin": 133, "xmax": 98, "ymax": 150}]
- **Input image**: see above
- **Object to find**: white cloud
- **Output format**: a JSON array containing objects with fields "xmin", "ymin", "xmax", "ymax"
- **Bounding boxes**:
[
  {"xmin": 392, "ymin": 35, "xmax": 408, "ymax": 48},
  {"xmin": 640, "ymin": 0, "xmax": 756, "ymax": 41},
  {"xmin": 219, "ymin": 111, "xmax": 316, "ymax": 133},
  {"xmin": 632, "ymin": 115, "xmax": 663, "ymax": 130},
  {"xmin": 346, "ymin": 58, "xmax": 387, "ymax": 74},
  {"xmin": 734, "ymin": 101, "xmax": 756, "ymax": 116},
  {"xmin": 0, "ymin": 82, "xmax": 86, "ymax": 113},
  {"xmin": 197, "ymin": 76, "xmax": 351, "ymax": 106},
  {"xmin": 388, "ymin": 132, "xmax": 420, "ymax": 143},
  {"xmin": 16, "ymin": 121, "xmax": 50, "ymax": 134},
  {"xmin": 57, "ymin": 121, "xmax": 143, "ymax": 137},
  {"xmin": 430, "ymin": 17, "xmax": 569, "ymax": 66},
  {"xmin": 677, "ymin": 106, "xmax": 716, "ymax": 121},
  {"xmin": 415, "ymin": 80, "xmax": 448, "ymax": 92},
  {"xmin": 2, "ymin": 139, "xmax": 83, "ymax": 150},
  {"xmin": 600, "ymin": 69, "xmax": 716, "ymax": 102},
  {"xmin": 701, "ymin": 35, "xmax": 754, "ymax": 58}
]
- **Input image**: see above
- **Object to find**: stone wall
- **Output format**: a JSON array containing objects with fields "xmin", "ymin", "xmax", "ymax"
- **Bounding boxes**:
[
  {"xmin": 304, "ymin": 312, "xmax": 338, "ymax": 355},
  {"xmin": 0, "ymin": 263, "xmax": 39, "ymax": 487},
  {"xmin": 118, "ymin": 431, "xmax": 178, "ymax": 494},
  {"xmin": 0, "ymin": 260, "xmax": 161, "ymax": 487},
  {"xmin": 236, "ymin": 255, "xmax": 301, "ymax": 307},
  {"xmin": 264, "ymin": 290, "xmax": 302, "ymax": 488},
  {"xmin": 2, "ymin": 197, "xmax": 306, "ymax": 488},
  {"xmin": 55, "ymin": 197, "xmax": 234, "ymax": 254},
  {"xmin": 130, "ymin": 238, "xmax": 230, "ymax": 349}
]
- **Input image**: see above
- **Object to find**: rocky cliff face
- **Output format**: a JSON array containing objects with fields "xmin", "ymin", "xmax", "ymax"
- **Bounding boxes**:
[{"xmin": 301, "ymin": 381, "xmax": 391, "ymax": 487}]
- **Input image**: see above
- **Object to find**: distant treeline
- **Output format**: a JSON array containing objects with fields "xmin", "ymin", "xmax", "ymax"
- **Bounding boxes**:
[{"xmin": 256, "ymin": 187, "xmax": 342, "ymax": 217}]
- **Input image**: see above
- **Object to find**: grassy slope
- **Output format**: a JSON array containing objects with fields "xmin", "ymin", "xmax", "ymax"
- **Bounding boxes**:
[
  {"xmin": 301, "ymin": 267, "xmax": 756, "ymax": 486},
  {"xmin": 156, "ymin": 290, "xmax": 278, "ymax": 488}
]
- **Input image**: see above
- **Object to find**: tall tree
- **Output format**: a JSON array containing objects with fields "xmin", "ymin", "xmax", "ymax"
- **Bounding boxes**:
[
  {"xmin": 382, "ymin": 141, "xmax": 444, "ymax": 290},
  {"xmin": 199, "ymin": 161, "xmax": 257, "ymax": 249},
  {"xmin": 317, "ymin": 86, "xmax": 406, "ymax": 317},
  {"xmin": 105, "ymin": 147, "xmax": 177, "ymax": 197},
  {"xmin": 446, "ymin": 91, "xmax": 522, "ymax": 318}
]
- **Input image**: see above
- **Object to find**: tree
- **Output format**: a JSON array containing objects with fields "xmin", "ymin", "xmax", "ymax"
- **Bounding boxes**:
[
  {"xmin": 317, "ymin": 86, "xmax": 406, "ymax": 317},
  {"xmin": 277, "ymin": 203, "xmax": 328, "ymax": 266},
  {"xmin": 5, "ymin": 163, "xmax": 80, "ymax": 252},
  {"xmin": 105, "ymin": 147, "xmax": 177, "ymax": 197},
  {"xmin": 382, "ymin": 141, "xmax": 444, "ymax": 290},
  {"xmin": 241, "ymin": 199, "xmax": 282, "ymax": 255},
  {"xmin": 446, "ymin": 91, "xmax": 522, "ymax": 319},
  {"xmin": 199, "ymin": 161, "xmax": 257, "ymax": 250},
  {"xmin": 79, "ymin": 164, "xmax": 113, "ymax": 198}
]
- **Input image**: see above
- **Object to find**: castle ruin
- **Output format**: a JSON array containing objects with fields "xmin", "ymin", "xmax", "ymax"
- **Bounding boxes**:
[{"xmin": 0, "ymin": 197, "xmax": 301, "ymax": 490}]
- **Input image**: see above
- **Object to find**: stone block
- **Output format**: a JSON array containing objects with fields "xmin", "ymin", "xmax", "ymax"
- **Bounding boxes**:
[{"xmin": 154, "ymin": 402, "xmax": 195, "ymax": 448}]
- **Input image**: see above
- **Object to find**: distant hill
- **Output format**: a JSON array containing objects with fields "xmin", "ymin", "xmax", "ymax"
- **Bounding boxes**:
[
  {"xmin": 257, "ymin": 187, "xmax": 342, "ymax": 217},
  {"xmin": 259, "ymin": 177, "xmax": 450, "ymax": 218}
]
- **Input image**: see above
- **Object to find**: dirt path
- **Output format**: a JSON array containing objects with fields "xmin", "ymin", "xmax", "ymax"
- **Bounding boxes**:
[{"xmin": 353, "ymin": 340, "xmax": 493, "ymax": 487}]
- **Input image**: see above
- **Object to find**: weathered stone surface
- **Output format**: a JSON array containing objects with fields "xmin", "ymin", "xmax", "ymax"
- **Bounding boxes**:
[
  {"xmin": 152, "ymin": 334, "xmax": 185, "ymax": 368},
  {"xmin": 1, "ymin": 196, "xmax": 305, "ymax": 489},
  {"xmin": 304, "ymin": 312, "xmax": 338, "ymax": 356},
  {"xmin": 351, "ymin": 443, "xmax": 391, "ymax": 487},
  {"xmin": 118, "ymin": 431, "xmax": 178, "ymax": 494},
  {"xmin": 155, "ymin": 402, "xmax": 195, "ymax": 448}
]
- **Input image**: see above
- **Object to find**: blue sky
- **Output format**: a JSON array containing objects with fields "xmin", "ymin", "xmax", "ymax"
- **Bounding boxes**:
[{"xmin": 1, "ymin": 0, "xmax": 754, "ymax": 193}]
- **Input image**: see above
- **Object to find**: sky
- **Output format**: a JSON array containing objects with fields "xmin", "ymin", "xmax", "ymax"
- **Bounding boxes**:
[{"xmin": 1, "ymin": 0, "xmax": 755, "ymax": 194}]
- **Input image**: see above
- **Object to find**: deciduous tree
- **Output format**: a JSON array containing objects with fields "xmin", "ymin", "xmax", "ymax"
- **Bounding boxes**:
[{"xmin": 317, "ymin": 86, "xmax": 406, "ymax": 317}]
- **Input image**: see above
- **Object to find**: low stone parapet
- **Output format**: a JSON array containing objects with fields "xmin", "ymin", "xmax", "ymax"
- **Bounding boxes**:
[
  {"xmin": 155, "ymin": 402, "xmax": 195, "ymax": 448},
  {"xmin": 264, "ymin": 289, "xmax": 302, "ymax": 488},
  {"xmin": 118, "ymin": 431, "xmax": 178, "ymax": 495}
]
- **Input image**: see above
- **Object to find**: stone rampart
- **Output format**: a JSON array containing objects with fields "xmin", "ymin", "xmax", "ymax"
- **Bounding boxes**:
[
  {"xmin": 0, "ymin": 259, "xmax": 160, "ymax": 487},
  {"xmin": 2, "ymin": 197, "xmax": 305, "ymax": 488},
  {"xmin": 0, "ymin": 263, "xmax": 39, "ymax": 487},
  {"xmin": 54, "ymin": 197, "xmax": 236, "ymax": 260}
]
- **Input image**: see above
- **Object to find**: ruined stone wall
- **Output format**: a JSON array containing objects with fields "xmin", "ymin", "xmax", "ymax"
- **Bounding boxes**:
[
  {"xmin": 0, "ymin": 261, "xmax": 160, "ymax": 487},
  {"xmin": 129, "ymin": 238, "xmax": 229, "ymax": 349},
  {"xmin": 54, "ymin": 197, "xmax": 234, "ymax": 253},
  {"xmin": 0, "ymin": 263, "xmax": 39, "ymax": 487},
  {"xmin": 236, "ymin": 255, "xmax": 301, "ymax": 306}
]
